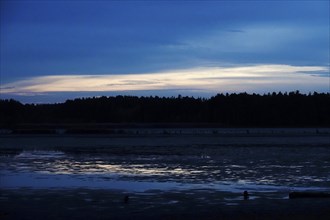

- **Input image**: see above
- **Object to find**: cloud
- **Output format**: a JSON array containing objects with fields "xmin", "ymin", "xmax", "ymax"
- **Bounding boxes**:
[
  {"xmin": 1, "ymin": 65, "xmax": 328, "ymax": 96},
  {"xmin": 181, "ymin": 24, "xmax": 328, "ymax": 54}
]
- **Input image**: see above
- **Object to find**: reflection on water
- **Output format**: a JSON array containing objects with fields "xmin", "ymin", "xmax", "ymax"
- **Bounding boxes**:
[{"xmin": 1, "ymin": 148, "xmax": 330, "ymax": 196}]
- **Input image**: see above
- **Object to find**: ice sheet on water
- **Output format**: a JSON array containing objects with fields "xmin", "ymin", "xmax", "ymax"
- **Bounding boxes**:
[
  {"xmin": 15, "ymin": 150, "xmax": 65, "ymax": 159},
  {"xmin": 1, "ymin": 148, "xmax": 330, "ymax": 197},
  {"xmin": 1, "ymin": 171, "xmax": 329, "ymax": 195}
]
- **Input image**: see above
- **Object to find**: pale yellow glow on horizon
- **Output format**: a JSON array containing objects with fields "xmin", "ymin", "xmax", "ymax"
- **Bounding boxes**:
[{"xmin": 1, "ymin": 64, "xmax": 328, "ymax": 95}]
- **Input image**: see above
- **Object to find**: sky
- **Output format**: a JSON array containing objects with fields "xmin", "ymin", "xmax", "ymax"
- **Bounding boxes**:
[{"xmin": 0, "ymin": 0, "xmax": 329, "ymax": 103}]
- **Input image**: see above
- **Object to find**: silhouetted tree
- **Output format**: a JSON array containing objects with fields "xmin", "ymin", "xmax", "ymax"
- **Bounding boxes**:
[{"xmin": 1, "ymin": 92, "xmax": 329, "ymax": 127}]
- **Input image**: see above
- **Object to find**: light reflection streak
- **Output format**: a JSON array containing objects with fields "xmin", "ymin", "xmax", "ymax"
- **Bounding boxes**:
[
  {"xmin": 26, "ymin": 156, "xmax": 197, "ymax": 176},
  {"xmin": 50, "ymin": 163, "xmax": 195, "ymax": 176}
]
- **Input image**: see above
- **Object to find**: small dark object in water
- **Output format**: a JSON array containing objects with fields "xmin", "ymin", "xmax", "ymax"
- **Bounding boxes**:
[
  {"xmin": 124, "ymin": 195, "xmax": 129, "ymax": 203},
  {"xmin": 243, "ymin": 191, "xmax": 249, "ymax": 200},
  {"xmin": 0, "ymin": 212, "xmax": 9, "ymax": 217},
  {"xmin": 289, "ymin": 192, "xmax": 330, "ymax": 199}
]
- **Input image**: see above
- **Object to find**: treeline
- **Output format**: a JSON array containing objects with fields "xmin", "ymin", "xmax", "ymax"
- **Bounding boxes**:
[{"xmin": 1, "ymin": 91, "xmax": 330, "ymax": 127}]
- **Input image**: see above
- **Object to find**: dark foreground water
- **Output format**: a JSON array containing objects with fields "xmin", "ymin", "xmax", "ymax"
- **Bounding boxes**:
[{"xmin": 1, "ymin": 133, "xmax": 330, "ymax": 219}]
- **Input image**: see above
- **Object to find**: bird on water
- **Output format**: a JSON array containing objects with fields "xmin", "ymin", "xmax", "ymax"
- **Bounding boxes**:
[
  {"xmin": 124, "ymin": 195, "xmax": 129, "ymax": 203},
  {"xmin": 243, "ymin": 191, "xmax": 249, "ymax": 200}
]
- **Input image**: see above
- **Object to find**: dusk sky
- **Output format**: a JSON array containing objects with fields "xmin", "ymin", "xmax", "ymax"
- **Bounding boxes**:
[{"xmin": 0, "ymin": 0, "xmax": 329, "ymax": 103}]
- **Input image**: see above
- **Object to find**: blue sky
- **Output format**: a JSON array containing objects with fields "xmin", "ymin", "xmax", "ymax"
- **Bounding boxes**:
[{"xmin": 0, "ymin": 0, "xmax": 329, "ymax": 103}]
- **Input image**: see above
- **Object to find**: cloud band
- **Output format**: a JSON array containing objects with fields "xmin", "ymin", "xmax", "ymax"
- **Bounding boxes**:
[{"xmin": 1, "ymin": 64, "xmax": 328, "ymax": 95}]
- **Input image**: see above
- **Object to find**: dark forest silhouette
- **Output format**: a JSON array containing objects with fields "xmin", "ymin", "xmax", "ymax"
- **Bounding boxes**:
[{"xmin": 1, "ymin": 91, "xmax": 330, "ymax": 127}]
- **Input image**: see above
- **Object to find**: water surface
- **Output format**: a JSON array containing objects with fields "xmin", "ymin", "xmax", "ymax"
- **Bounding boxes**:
[{"xmin": 1, "ymin": 146, "xmax": 330, "ymax": 199}]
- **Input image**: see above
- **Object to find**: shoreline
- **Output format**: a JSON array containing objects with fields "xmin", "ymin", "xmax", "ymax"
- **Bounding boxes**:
[
  {"xmin": 1, "ymin": 126, "xmax": 330, "ymax": 135},
  {"xmin": 1, "ymin": 132, "xmax": 329, "ymax": 152},
  {"xmin": 1, "ymin": 188, "xmax": 330, "ymax": 220},
  {"xmin": 1, "ymin": 128, "xmax": 329, "ymax": 154}
]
